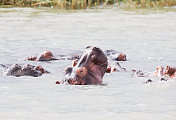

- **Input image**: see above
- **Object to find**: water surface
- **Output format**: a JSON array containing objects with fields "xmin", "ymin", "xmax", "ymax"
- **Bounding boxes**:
[{"xmin": 0, "ymin": 7, "xmax": 176, "ymax": 120}]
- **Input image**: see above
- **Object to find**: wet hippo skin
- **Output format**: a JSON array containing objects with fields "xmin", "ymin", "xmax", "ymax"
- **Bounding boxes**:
[
  {"xmin": 165, "ymin": 66, "xmax": 176, "ymax": 77},
  {"xmin": 27, "ymin": 50, "xmax": 59, "ymax": 61},
  {"xmin": 27, "ymin": 49, "xmax": 126, "ymax": 62},
  {"xmin": 27, "ymin": 49, "xmax": 81, "ymax": 62},
  {"xmin": 3, "ymin": 64, "xmax": 50, "ymax": 77},
  {"xmin": 105, "ymin": 49, "xmax": 127, "ymax": 61},
  {"xmin": 58, "ymin": 46, "xmax": 108, "ymax": 85}
]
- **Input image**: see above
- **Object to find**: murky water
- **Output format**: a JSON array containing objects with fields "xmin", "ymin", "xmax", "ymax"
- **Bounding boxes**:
[{"xmin": 0, "ymin": 7, "xmax": 176, "ymax": 120}]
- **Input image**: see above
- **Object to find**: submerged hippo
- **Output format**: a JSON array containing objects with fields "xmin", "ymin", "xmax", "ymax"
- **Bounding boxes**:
[
  {"xmin": 105, "ymin": 49, "xmax": 127, "ymax": 61},
  {"xmin": 57, "ymin": 46, "xmax": 108, "ymax": 85},
  {"xmin": 106, "ymin": 62, "xmax": 126, "ymax": 73},
  {"xmin": 164, "ymin": 66, "xmax": 176, "ymax": 78},
  {"xmin": 133, "ymin": 65, "xmax": 176, "ymax": 84},
  {"xmin": 27, "ymin": 50, "xmax": 80, "ymax": 62},
  {"xmin": 154, "ymin": 65, "xmax": 176, "ymax": 79},
  {"xmin": 27, "ymin": 49, "xmax": 126, "ymax": 63},
  {"xmin": 3, "ymin": 64, "xmax": 50, "ymax": 77},
  {"xmin": 27, "ymin": 50, "xmax": 59, "ymax": 61}
]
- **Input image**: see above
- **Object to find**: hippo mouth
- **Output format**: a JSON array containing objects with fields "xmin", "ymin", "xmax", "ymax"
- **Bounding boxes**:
[
  {"xmin": 67, "ymin": 77, "xmax": 86, "ymax": 85},
  {"xmin": 64, "ymin": 67, "xmax": 88, "ymax": 85}
]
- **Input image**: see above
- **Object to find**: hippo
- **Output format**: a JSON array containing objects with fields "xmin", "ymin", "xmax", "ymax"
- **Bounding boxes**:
[
  {"xmin": 164, "ymin": 66, "xmax": 176, "ymax": 77},
  {"xmin": 27, "ymin": 50, "xmax": 59, "ymax": 61},
  {"xmin": 135, "ymin": 65, "xmax": 176, "ymax": 84},
  {"xmin": 132, "ymin": 66, "xmax": 165, "ymax": 78},
  {"xmin": 27, "ymin": 49, "xmax": 126, "ymax": 63},
  {"xmin": 56, "ymin": 46, "xmax": 108, "ymax": 85},
  {"xmin": 106, "ymin": 62, "xmax": 126, "ymax": 73},
  {"xmin": 3, "ymin": 64, "xmax": 50, "ymax": 77},
  {"xmin": 105, "ymin": 49, "xmax": 127, "ymax": 61},
  {"xmin": 154, "ymin": 65, "xmax": 176, "ymax": 79},
  {"xmin": 103, "ymin": 49, "xmax": 127, "ymax": 73},
  {"xmin": 133, "ymin": 65, "xmax": 167, "ymax": 78},
  {"xmin": 27, "ymin": 50, "xmax": 80, "ymax": 62}
]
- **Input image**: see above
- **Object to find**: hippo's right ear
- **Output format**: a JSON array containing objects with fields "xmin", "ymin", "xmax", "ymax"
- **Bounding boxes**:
[{"xmin": 64, "ymin": 67, "xmax": 73, "ymax": 75}]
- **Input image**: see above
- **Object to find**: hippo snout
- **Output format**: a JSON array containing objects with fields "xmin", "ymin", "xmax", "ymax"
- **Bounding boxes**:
[
  {"xmin": 76, "ymin": 67, "xmax": 88, "ymax": 78},
  {"xmin": 59, "ymin": 46, "xmax": 108, "ymax": 85}
]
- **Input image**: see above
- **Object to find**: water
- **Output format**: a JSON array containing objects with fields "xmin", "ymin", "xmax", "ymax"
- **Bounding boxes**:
[{"xmin": 0, "ymin": 7, "xmax": 176, "ymax": 120}]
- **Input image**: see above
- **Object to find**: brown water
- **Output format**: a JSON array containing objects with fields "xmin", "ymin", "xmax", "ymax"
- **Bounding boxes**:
[{"xmin": 0, "ymin": 7, "xmax": 176, "ymax": 120}]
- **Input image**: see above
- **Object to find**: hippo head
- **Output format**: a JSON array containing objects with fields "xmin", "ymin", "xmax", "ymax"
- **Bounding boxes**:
[
  {"xmin": 63, "ymin": 46, "xmax": 108, "ymax": 85},
  {"xmin": 3, "ymin": 64, "xmax": 49, "ymax": 77},
  {"xmin": 38, "ymin": 50, "xmax": 54, "ymax": 61},
  {"xmin": 116, "ymin": 53, "xmax": 126, "ymax": 61},
  {"xmin": 27, "ymin": 50, "xmax": 55, "ymax": 61},
  {"xmin": 164, "ymin": 66, "xmax": 176, "ymax": 77}
]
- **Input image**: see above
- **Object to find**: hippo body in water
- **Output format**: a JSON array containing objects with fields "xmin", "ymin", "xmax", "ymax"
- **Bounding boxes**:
[
  {"xmin": 132, "ymin": 65, "xmax": 176, "ymax": 84},
  {"xmin": 103, "ymin": 49, "xmax": 127, "ymax": 73},
  {"xmin": 27, "ymin": 49, "xmax": 81, "ymax": 62},
  {"xmin": 58, "ymin": 46, "xmax": 108, "ymax": 85},
  {"xmin": 27, "ymin": 49, "xmax": 126, "ymax": 62},
  {"xmin": 3, "ymin": 64, "xmax": 49, "ymax": 77},
  {"xmin": 105, "ymin": 49, "xmax": 127, "ymax": 61},
  {"xmin": 153, "ymin": 65, "xmax": 176, "ymax": 81},
  {"xmin": 27, "ymin": 50, "xmax": 58, "ymax": 61}
]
